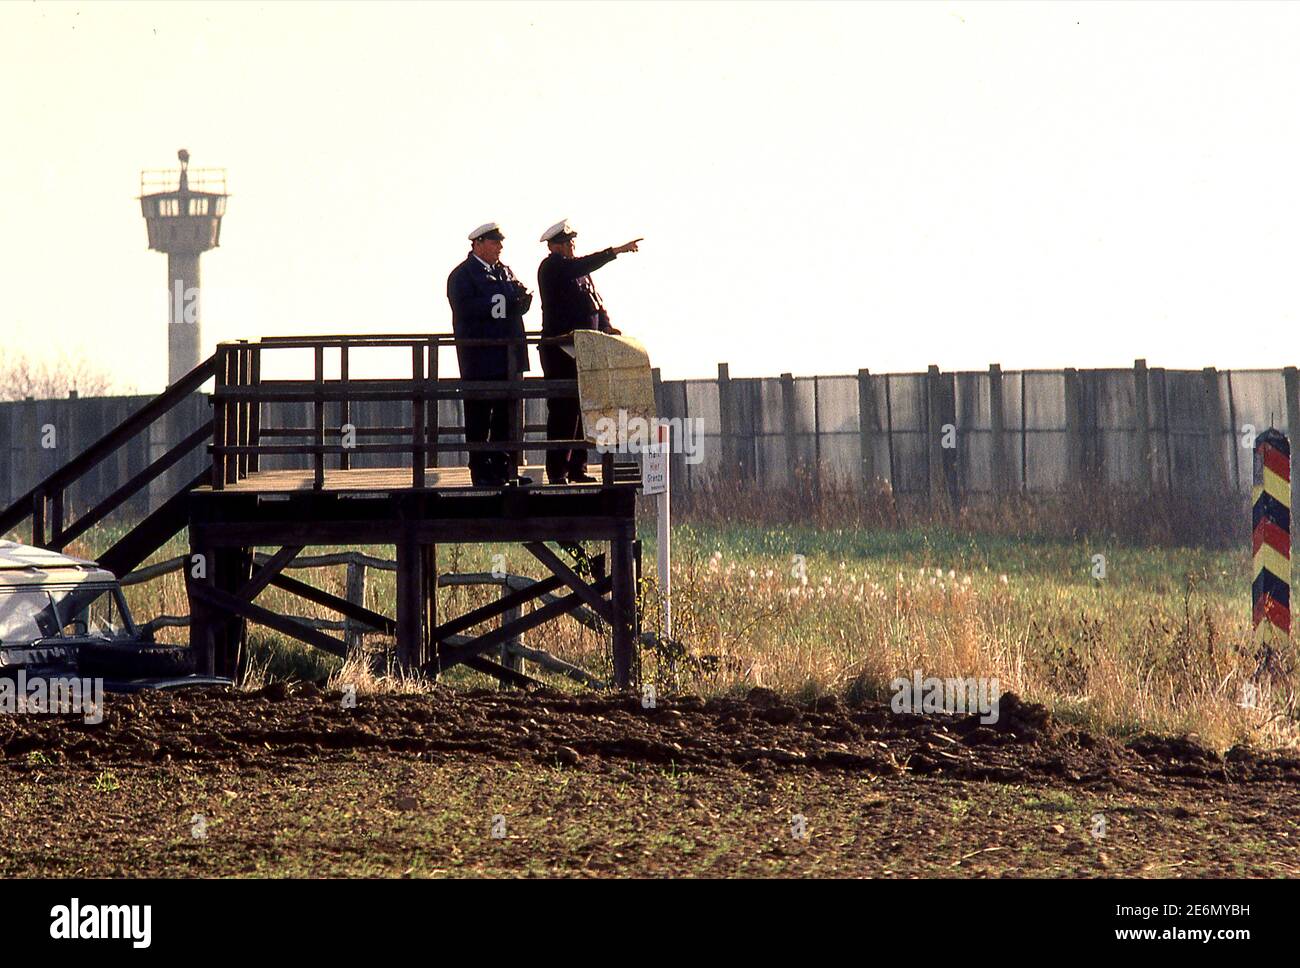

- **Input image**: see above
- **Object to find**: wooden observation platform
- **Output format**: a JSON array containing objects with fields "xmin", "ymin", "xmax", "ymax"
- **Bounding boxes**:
[{"xmin": 0, "ymin": 333, "xmax": 649, "ymax": 690}]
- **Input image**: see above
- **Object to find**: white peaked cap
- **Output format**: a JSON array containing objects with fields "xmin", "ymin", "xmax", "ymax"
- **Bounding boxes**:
[
  {"xmin": 468, "ymin": 222, "xmax": 504, "ymax": 241},
  {"xmin": 540, "ymin": 219, "xmax": 577, "ymax": 243}
]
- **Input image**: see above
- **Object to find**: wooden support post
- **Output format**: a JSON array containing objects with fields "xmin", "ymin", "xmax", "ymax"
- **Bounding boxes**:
[
  {"xmin": 506, "ymin": 341, "xmax": 522, "ymax": 477},
  {"xmin": 31, "ymin": 490, "xmax": 45, "ymax": 548},
  {"xmin": 1153, "ymin": 367, "xmax": 1174, "ymax": 495},
  {"xmin": 236, "ymin": 341, "xmax": 249, "ymax": 481},
  {"xmin": 422, "ymin": 543, "xmax": 437, "ymax": 670},
  {"xmin": 651, "ymin": 367, "xmax": 664, "ymax": 418},
  {"xmin": 225, "ymin": 348, "xmax": 239, "ymax": 487},
  {"xmin": 1063, "ymin": 367, "xmax": 1082, "ymax": 491},
  {"xmin": 343, "ymin": 559, "xmax": 366, "ymax": 654},
  {"xmin": 717, "ymin": 362, "xmax": 734, "ymax": 480},
  {"xmin": 1226, "ymin": 371, "xmax": 1242, "ymax": 493},
  {"xmin": 187, "ymin": 537, "xmax": 216, "ymax": 677},
  {"xmin": 395, "ymin": 535, "xmax": 424, "ymax": 670},
  {"xmin": 943, "ymin": 371, "xmax": 958, "ymax": 509},
  {"xmin": 313, "ymin": 345, "xmax": 325, "ymax": 490},
  {"xmin": 611, "ymin": 531, "xmax": 636, "ymax": 689},
  {"xmin": 211, "ymin": 346, "xmax": 227, "ymax": 490},
  {"xmin": 1202, "ymin": 366, "xmax": 1229, "ymax": 494},
  {"xmin": 1079, "ymin": 370, "xmax": 1101, "ymax": 489},
  {"xmin": 1133, "ymin": 359, "xmax": 1153, "ymax": 494},
  {"xmin": 989, "ymin": 364, "xmax": 1007, "ymax": 495},
  {"xmin": 1020, "ymin": 370, "xmax": 1029, "ymax": 495},
  {"xmin": 427, "ymin": 337, "xmax": 439, "ymax": 470},
  {"xmin": 781, "ymin": 372, "xmax": 799, "ymax": 482},
  {"xmin": 633, "ymin": 538, "xmax": 643, "ymax": 643},
  {"xmin": 1285, "ymin": 366, "xmax": 1300, "ymax": 517},
  {"xmin": 883, "ymin": 375, "xmax": 897, "ymax": 496},
  {"xmin": 857, "ymin": 368, "xmax": 876, "ymax": 488},
  {"xmin": 925, "ymin": 365, "xmax": 946, "ymax": 509},
  {"xmin": 49, "ymin": 489, "xmax": 63, "ymax": 550},
  {"xmin": 411, "ymin": 344, "xmax": 426, "ymax": 488},
  {"xmin": 339, "ymin": 341, "xmax": 350, "ymax": 472},
  {"xmin": 498, "ymin": 579, "xmax": 523, "ymax": 689},
  {"xmin": 214, "ymin": 547, "xmax": 251, "ymax": 679},
  {"xmin": 812, "ymin": 377, "xmax": 823, "ymax": 496},
  {"xmin": 249, "ymin": 344, "xmax": 262, "ymax": 474}
]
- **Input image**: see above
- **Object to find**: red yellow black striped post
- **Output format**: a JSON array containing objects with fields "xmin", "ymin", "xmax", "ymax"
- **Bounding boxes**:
[{"xmin": 1252, "ymin": 428, "xmax": 1291, "ymax": 647}]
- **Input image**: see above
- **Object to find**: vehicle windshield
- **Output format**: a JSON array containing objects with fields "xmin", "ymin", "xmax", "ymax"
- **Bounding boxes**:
[
  {"xmin": 0, "ymin": 584, "xmax": 131, "ymax": 645},
  {"xmin": 0, "ymin": 588, "xmax": 62, "ymax": 645},
  {"xmin": 58, "ymin": 586, "xmax": 130, "ymax": 639}
]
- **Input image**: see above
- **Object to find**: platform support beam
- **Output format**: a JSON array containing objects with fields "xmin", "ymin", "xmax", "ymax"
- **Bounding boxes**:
[
  {"xmin": 423, "ymin": 543, "xmax": 438, "ymax": 669},
  {"xmin": 395, "ymin": 534, "xmax": 427, "ymax": 669},
  {"xmin": 611, "ymin": 529, "xmax": 637, "ymax": 689},
  {"xmin": 187, "ymin": 534, "xmax": 216, "ymax": 677},
  {"xmin": 215, "ymin": 546, "xmax": 252, "ymax": 679}
]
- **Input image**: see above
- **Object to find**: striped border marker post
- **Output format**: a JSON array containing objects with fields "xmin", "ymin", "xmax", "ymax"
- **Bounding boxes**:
[{"xmin": 1252, "ymin": 428, "xmax": 1291, "ymax": 653}]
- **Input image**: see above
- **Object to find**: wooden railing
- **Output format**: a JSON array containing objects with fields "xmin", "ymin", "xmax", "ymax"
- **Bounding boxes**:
[
  {"xmin": 209, "ymin": 334, "xmax": 639, "ymax": 490},
  {"xmin": 0, "ymin": 354, "xmax": 217, "ymax": 550}
]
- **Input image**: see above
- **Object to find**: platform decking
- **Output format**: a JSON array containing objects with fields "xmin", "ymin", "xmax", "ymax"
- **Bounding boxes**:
[{"xmin": 194, "ymin": 463, "xmax": 627, "ymax": 494}]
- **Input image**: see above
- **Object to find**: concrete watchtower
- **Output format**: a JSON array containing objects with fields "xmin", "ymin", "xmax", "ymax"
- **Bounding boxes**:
[{"xmin": 139, "ymin": 149, "xmax": 229, "ymax": 385}]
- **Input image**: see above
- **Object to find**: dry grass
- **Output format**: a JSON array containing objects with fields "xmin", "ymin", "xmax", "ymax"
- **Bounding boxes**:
[
  {"xmin": 636, "ymin": 519, "xmax": 1297, "ymax": 750},
  {"xmin": 40, "ymin": 487, "xmax": 1297, "ymax": 750},
  {"xmin": 668, "ymin": 471, "xmax": 1248, "ymax": 547}
]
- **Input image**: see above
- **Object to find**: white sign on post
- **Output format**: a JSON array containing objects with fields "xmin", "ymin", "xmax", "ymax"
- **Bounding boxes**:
[
  {"xmin": 648, "ymin": 424, "xmax": 671, "ymax": 638},
  {"xmin": 642, "ymin": 448, "xmax": 668, "ymax": 496}
]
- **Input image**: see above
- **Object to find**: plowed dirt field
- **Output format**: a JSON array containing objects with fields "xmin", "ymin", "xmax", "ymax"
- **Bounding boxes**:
[{"xmin": 2, "ymin": 684, "xmax": 1298, "ymax": 877}]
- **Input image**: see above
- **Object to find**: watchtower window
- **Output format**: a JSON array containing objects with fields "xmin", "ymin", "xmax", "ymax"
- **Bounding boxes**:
[
  {"xmin": 156, "ymin": 198, "xmax": 180, "ymax": 217},
  {"xmin": 187, "ymin": 197, "xmax": 209, "ymax": 216}
]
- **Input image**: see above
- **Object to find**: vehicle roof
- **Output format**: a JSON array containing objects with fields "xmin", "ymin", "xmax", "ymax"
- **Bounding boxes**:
[{"xmin": 0, "ymin": 540, "xmax": 117, "ymax": 587}]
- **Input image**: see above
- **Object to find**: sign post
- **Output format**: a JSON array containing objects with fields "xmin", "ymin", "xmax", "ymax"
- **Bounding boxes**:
[
  {"xmin": 642, "ymin": 423, "xmax": 671, "ymax": 638},
  {"xmin": 1252, "ymin": 428, "xmax": 1291, "ymax": 661}
]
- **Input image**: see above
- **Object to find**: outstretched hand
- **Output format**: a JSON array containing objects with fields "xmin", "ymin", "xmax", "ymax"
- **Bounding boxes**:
[{"xmin": 613, "ymin": 238, "xmax": 643, "ymax": 255}]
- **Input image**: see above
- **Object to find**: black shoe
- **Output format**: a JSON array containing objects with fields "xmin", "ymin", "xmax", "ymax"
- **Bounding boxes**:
[
  {"xmin": 567, "ymin": 471, "xmax": 598, "ymax": 484},
  {"xmin": 505, "ymin": 475, "xmax": 534, "ymax": 487},
  {"xmin": 547, "ymin": 474, "xmax": 569, "ymax": 486},
  {"xmin": 471, "ymin": 472, "xmax": 508, "ymax": 487}
]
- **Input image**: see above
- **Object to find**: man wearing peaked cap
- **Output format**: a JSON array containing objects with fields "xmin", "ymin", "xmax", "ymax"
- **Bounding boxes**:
[
  {"xmin": 446, "ymin": 222, "xmax": 534, "ymax": 486},
  {"xmin": 536, "ymin": 220, "xmax": 641, "ymax": 485}
]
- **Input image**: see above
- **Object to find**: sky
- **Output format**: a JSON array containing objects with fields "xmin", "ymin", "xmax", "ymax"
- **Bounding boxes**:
[{"xmin": 2, "ymin": 0, "xmax": 1299, "ymax": 393}]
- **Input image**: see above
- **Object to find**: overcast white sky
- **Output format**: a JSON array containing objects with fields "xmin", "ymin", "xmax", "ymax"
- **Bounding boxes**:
[{"xmin": 2, "ymin": 1, "xmax": 1298, "ymax": 392}]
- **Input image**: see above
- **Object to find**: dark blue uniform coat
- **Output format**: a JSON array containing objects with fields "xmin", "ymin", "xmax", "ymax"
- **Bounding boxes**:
[
  {"xmin": 538, "ymin": 250, "xmax": 616, "ymax": 334},
  {"xmin": 536, "ymin": 248, "xmax": 619, "ymax": 479},
  {"xmin": 446, "ymin": 253, "xmax": 532, "ymax": 379}
]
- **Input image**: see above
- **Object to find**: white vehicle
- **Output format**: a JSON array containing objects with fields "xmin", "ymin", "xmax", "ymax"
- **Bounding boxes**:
[{"xmin": 0, "ymin": 540, "xmax": 227, "ymax": 688}]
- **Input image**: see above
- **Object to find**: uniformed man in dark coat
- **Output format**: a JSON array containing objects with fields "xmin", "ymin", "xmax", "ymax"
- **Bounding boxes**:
[
  {"xmin": 536, "ymin": 219, "xmax": 641, "ymax": 484},
  {"xmin": 447, "ymin": 222, "xmax": 533, "ymax": 486}
]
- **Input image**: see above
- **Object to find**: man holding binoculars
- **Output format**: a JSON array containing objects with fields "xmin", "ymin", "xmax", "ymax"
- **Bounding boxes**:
[{"xmin": 446, "ymin": 222, "xmax": 534, "ymax": 487}]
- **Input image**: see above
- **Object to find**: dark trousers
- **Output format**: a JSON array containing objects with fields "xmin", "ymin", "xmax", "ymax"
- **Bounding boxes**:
[
  {"xmin": 464, "ymin": 397, "xmax": 512, "ymax": 481},
  {"xmin": 540, "ymin": 346, "xmax": 587, "ymax": 479}
]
